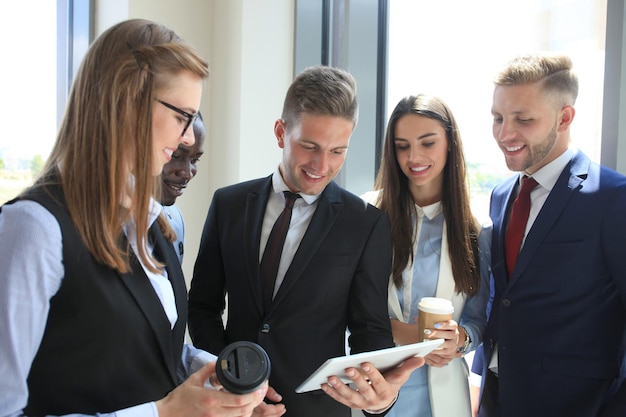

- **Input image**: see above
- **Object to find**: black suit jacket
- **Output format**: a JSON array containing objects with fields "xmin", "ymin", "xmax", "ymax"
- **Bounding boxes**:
[
  {"xmin": 189, "ymin": 176, "xmax": 394, "ymax": 417},
  {"xmin": 478, "ymin": 151, "xmax": 626, "ymax": 417}
]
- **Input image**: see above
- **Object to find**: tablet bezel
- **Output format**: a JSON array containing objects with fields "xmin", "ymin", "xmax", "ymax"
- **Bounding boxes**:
[{"xmin": 295, "ymin": 338, "xmax": 444, "ymax": 393}]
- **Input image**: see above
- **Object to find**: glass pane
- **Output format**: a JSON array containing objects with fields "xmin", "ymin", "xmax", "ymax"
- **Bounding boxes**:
[
  {"xmin": 0, "ymin": 3, "xmax": 57, "ymax": 204},
  {"xmin": 387, "ymin": 0, "xmax": 607, "ymax": 221}
]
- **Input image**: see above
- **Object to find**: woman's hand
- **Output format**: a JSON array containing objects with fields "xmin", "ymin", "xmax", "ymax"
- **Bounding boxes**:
[
  {"xmin": 156, "ymin": 362, "xmax": 268, "ymax": 417},
  {"xmin": 423, "ymin": 320, "xmax": 465, "ymax": 367},
  {"xmin": 390, "ymin": 318, "xmax": 421, "ymax": 345}
]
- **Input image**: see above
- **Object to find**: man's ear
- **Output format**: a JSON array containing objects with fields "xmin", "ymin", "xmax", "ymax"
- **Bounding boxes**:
[
  {"xmin": 274, "ymin": 119, "xmax": 286, "ymax": 148},
  {"xmin": 558, "ymin": 105, "xmax": 575, "ymax": 131}
]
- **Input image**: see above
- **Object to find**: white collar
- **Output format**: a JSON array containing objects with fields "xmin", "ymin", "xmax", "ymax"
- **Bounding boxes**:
[
  {"xmin": 272, "ymin": 165, "xmax": 321, "ymax": 205},
  {"xmin": 415, "ymin": 200, "xmax": 442, "ymax": 220},
  {"xmin": 521, "ymin": 148, "xmax": 575, "ymax": 192}
]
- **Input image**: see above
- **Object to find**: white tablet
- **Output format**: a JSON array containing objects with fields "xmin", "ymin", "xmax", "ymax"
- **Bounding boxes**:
[{"xmin": 295, "ymin": 338, "xmax": 444, "ymax": 393}]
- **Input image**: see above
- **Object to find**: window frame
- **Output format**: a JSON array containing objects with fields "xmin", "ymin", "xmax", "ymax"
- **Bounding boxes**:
[{"xmin": 57, "ymin": 0, "xmax": 93, "ymax": 127}]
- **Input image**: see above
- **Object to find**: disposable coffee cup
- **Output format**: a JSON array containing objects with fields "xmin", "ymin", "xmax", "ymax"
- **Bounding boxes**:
[
  {"xmin": 216, "ymin": 341, "xmax": 271, "ymax": 394},
  {"xmin": 417, "ymin": 297, "xmax": 454, "ymax": 341}
]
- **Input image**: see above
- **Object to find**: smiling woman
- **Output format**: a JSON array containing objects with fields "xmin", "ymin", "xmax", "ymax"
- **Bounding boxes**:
[{"xmin": 0, "ymin": 19, "xmax": 270, "ymax": 417}]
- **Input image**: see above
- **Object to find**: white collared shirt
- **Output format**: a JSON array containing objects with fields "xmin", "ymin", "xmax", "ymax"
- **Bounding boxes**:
[
  {"xmin": 513, "ymin": 147, "xmax": 575, "ymax": 248},
  {"xmin": 259, "ymin": 166, "xmax": 320, "ymax": 299},
  {"xmin": 123, "ymin": 198, "xmax": 178, "ymax": 329}
]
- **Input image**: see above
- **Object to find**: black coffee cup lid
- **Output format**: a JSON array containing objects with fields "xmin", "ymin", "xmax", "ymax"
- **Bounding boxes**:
[{"xmin": 216, "ymin": 341, "xmax": 271, "ymax": 394}]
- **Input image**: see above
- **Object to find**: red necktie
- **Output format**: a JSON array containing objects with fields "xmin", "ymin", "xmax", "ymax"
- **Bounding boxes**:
[
  {"xmin": 260, "ymin": 191, "xmax": 300, "ymax": 310},
  {"xmin": 505, "ymin": 176, "xmax": 538, "ymax": 276}
]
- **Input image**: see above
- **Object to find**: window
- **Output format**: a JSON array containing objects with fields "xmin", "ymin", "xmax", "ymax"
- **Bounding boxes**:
[{"xmin": 0, "ymin": 0, "xmax": 91, "ymax": 205}]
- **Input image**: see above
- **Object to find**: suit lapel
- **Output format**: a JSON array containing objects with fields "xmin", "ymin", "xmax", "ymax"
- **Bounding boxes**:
[
  {"xmin": 508, "ymin": 152, "xmax": 589, "ymax": 285},
  {"xmin": 118, "ymin": 224, "xmax": 184, "ymax": 384},
  {"xmin": 244, "ymin": 177, "xmax": 273, "ymax": 315},
  {"xmin": 491, "ymin": 175, "xmax": 518, "ymax": 289},
  {"xmin": 271, "ymin": 182, "xmax": 343, "ymax": 309},
  {"xmin": 152, "ymin": 223, "xmax": 187, "ymax": 364}
]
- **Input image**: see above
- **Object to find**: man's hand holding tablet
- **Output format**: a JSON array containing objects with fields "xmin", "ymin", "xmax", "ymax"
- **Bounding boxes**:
[{"xmin": 298, "ymin": 339, "xmax": 443, "ymax": 414}]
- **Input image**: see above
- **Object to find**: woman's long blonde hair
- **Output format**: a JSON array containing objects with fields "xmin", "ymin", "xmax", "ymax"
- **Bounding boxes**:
[{"xmin": 37, "ymin": 19, "xmax": 209, "ymax": 273}]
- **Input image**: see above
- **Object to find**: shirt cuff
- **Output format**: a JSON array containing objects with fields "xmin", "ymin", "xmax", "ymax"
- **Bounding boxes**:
[
  {"xmin": 190, "ymin": 349, "xmax": 216, "ymax": 374},
  {"xmin": 189, "ymin": 348, "xmax": 221, "ymax": 389},
  {"xmin": 115, "ymin": 402, "xmax": 158, "ymax": 417}
]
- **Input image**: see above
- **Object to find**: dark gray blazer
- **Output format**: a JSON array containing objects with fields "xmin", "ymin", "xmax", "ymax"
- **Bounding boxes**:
[{"xmin": 189, "ymin": 175, "xmax": 394, "ymax": 417}]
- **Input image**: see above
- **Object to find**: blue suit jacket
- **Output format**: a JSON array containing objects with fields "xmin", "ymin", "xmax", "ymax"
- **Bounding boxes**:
[
  {"xmin": 188, "ymin": 176, "xmax": 394, "ymax": 417},
  {"xmin": 479, "ymin": 151, "xmax": 626, "ymax": 417}
]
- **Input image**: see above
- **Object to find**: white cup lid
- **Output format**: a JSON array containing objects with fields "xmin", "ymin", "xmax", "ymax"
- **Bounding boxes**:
[{"xmin": 418, "ymin": 297, "xmax": 454, "ymax": 314}]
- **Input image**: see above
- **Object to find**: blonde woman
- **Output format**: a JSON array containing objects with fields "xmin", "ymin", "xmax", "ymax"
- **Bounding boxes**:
[{"xmin": 0, "ymin": 19, "xmax": 269, "ymax": 417}]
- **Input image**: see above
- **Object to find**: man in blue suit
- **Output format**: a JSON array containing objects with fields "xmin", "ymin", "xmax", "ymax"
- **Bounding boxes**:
[{"xmin": 478, "ymin": 53, "xmax": 626, "ymax": 417}]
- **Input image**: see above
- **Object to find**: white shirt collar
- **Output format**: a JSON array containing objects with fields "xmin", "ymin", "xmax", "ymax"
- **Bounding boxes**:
[
  {"xmin": 521, "ymin": 148, "xmax": 575, "ymax": 192},
  {"xmin": 415, "ymin": 200, "xmax": 442, "ymax": 220},
  {"xmin": 272, "ymin": 165, "xmax": 321, "ymax": 205}
]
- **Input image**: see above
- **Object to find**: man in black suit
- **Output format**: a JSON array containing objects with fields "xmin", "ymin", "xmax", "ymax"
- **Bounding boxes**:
[{"xmin": 188, "ymin": 65, "xmax": 423, "ymax": 417}]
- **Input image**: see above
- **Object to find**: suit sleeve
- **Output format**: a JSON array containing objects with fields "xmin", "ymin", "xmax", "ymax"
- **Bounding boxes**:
[
  {"xmin": 459, "ymin": 221, "xmax": 492, "ymax": 351},
  {"xmin": 187, "ymin": 193, "xmax": 229, "ymax": 355},
  {"xmin": 599, "ymin": 183, "xmax": 626, "ymax": 417},
  {"xmin": 347, "ymin": 209, "xmax": 396, "ymax": 417}
]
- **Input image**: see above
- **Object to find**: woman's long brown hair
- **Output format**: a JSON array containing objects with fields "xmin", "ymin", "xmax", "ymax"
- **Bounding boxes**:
[{"xmin": 374, "ymin": 94, "xmax": 480, "ymax": 295}]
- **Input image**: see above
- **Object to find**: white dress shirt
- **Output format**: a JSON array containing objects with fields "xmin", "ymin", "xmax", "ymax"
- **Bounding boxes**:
[{"xmin": 259, "ymin": 166, "xmax": 320, "ymax": 299}]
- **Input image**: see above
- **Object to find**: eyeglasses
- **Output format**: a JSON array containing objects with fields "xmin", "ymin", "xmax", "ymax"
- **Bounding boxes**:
[{"xmin": 157, "ymin": 99, "xmax": 198, "ymax": 138}]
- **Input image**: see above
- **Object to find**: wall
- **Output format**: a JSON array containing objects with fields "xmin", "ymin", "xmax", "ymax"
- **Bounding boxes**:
[{"xmin": 96, "ymin": 0, "xmax": 294, "ymax": 285}]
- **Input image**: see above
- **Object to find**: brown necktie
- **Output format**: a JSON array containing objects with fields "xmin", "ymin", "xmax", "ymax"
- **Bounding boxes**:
[
  {"xmin": 260, "ymin": 191, "xmax": 300, "ymax": 310},
  {"xmin": 505, "ymin": 176, "xmax": 538, "ymax": 276}
]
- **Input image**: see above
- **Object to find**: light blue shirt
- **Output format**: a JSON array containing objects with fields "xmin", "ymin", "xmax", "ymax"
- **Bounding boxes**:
[
  {"xmin": 388, "ymin": 203, "xmax": 492, "ymax": 417},
  {"xmin": 163, "ymin": 204, "xmax": 185, "ymax": 264},
  {"xmin": 0, "ymin": 200, "xmax": 215, "ymax": 417}
]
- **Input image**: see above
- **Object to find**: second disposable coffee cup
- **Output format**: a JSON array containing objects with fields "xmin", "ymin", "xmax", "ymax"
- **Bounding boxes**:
[{"xmin": 417, "ymin": 297, "xmax": 454, "ymax": 341}]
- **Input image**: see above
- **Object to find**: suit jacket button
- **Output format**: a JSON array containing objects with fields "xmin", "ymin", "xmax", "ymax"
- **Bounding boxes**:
[
  {"xmin": 502, "ymin": 298, "xmax": 511, "ymax": 307},
  {"xmin": 261, "ymin": 323, "xmax": 270, "ymax": 333}
]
